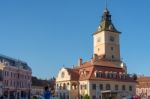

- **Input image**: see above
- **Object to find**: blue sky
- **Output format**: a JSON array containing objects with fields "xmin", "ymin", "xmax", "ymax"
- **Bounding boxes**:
[{"xmin": 0, "ymin": 0, "xmax": 150, "ymax": 79}]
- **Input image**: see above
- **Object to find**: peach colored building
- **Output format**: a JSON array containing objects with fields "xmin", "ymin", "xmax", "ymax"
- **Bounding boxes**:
[
  {"xmin": 56, "ymin": 8, "xmax": 136, "ymax": 99},
  {"xmin": 136, "ymin": 76, "xmax": 150, "ymax": 99},
  {"xmin": 0, "ymin": 55, "xmax": 32, "ymax": 99}
]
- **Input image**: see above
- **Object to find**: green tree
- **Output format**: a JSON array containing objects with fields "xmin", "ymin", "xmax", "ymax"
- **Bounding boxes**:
[{"xmin": 83, "ymin": 94, "xmax": 90, "ymax": 99}]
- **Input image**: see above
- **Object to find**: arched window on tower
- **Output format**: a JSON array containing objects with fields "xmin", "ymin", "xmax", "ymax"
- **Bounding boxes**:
[
  {"xmin": 112, "ymin": 55, "xmax": 114, "ymax": 59},
  {"xmin": 111, "ymin": 47, "xmax": 114, "ymax": 51}
]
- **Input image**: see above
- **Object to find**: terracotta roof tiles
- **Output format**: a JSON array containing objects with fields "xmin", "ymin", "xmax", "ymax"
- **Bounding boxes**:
[
  {"xmin": 137, "ymin": 76, "xmax": 150, "ymax": 88},
  {"xmin": 64, "ymin": 59, "xmax": 135, "ymax": 82}
]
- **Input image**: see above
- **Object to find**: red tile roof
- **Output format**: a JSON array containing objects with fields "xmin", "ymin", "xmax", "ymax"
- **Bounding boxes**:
[
  {"xmin": 137, "ymin": 76, "xmax": 150, "ymax": 82},
  {"xmin": 64, "ymin": 59, "xmax": 136, "ymax": 82},
  {"xmin": 66, "ymin": 68, "xmax": 79, "ymax": 81},
  {"xmin": 137, "ymin": 76, "xmax": 150, "ymax": 88}
]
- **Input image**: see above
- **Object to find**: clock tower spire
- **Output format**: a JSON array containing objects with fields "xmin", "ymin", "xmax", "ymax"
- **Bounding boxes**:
[{"xmin": 93, "ymin": 8, "xmax": 121, "ymax": 62}]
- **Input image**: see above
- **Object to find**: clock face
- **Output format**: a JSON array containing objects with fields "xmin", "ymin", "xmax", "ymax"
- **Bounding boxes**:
[{"xmin": 110, "ymin": 36, "xmax": 114, "ymax": 42}]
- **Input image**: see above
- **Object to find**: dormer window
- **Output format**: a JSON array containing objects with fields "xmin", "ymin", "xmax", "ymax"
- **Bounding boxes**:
[
  {"xmin": 110, "ymin": 72, "xmax": 113, "ymax": 78},
  {"xmin": 107, "ymin": 73, "xmax": 110, "ymax": 78},
  {"xmin": 113, "ymin": 72, "xmax": 117, "ymax": 78}
]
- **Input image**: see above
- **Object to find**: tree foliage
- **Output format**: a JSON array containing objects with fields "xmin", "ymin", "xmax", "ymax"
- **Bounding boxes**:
[{"xmin": 83, "ymin": 94, "xmax": 90, "ymax": 99}]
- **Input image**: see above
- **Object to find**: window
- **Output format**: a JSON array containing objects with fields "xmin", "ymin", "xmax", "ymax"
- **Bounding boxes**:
[
  {"xmin": 95, "ymin": 72, "xmax": 100, "ymax": 77},
  {"xmin": 99, "ymin": 96, "xmax": 101, "ymax": 99},
  {"xmin": 122, "ymin": 85, "xmax": 126, "ymax": 91},
  {"xmin": 63, "ymin": 93, "xmax": 65, "ymax": 99},
  {"xmin": 71, "ymin": 83, "xmax": 77, "ymax": 90},
  {"xmin": 106, "ymin": 84, "xmax": 111, "ymax": 90},
  {"xmin": 7, "ymin": 71, "xmax": 9, "ymax": 76},
  {"xmin": 110, "ymin": 36, "xmax": 114, "ymax": 42},
  {"xmin": 63, "ymin": 83, "xmax": 66, "ymax": 90},
  {"xmin": 111, "ymin": 47, "xmax": 114, "ymax": 51},
  {"xmin": 92, "ymin": 84, "xmax": 96, "ymax": 90},
  {"xmin": 67, "ymin": 95, "xmax": 69, "ymax": 99},
  {"xmin": 0, "ymin": 70, "xmax": 2, "ymax": 79},
  {"xmin": 60, "ymin": 84, "xmax": 62, "ymax": 90},
  {"xmin": 84, "ymin": 85, "xmax": 87, "ymax": 89},
  {"xmin": 95, "ymin": 71, "xmax": 102, "ymax": 78},
  {"xmin": 60, "ymin": 93, "xmax": 62, "ymax": 99},
  {"xmin": 129, "ymin": 86, "xmax": 132, "ymax": 91},
  {"xmin": 99, "ymin": 84, "xmax": 103, "ymax": 90},
  {"xmin": 80, "ymin": 85, "xmax": 82, "ymax": 90},
  {"xmin": 112, "ymin": 55, "xmax": 114, "ymax": 59},
  {"xmin": 11, "ymin": 72, "xmax": 12, "ymax": 77},
  {"xmin": 111, "ymin": 73, "xmax": 113, "ymax": 78},
  {"xmin": 115, "ymin": 85, "xmax": 118, "ymax": 90},
  {"xmin": 92, "ymin": 95, "xmax": 96, "ymax": 99},
  {"xmin": 113, "ymin": 73, "xmax": 117, "ymax": 78},
  {"xmin": 81, "ymin": 85, "xmax": 86, "ymax": 90},
  {"xmin": 102, "ymin": 72, "xmax": 106, "ymax": 78},
  {"xmin": 107, "ymin": 73, "xmax": 110, "ymax": 78}
]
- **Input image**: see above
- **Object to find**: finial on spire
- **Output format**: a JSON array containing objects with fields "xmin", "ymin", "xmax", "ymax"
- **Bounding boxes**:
[
  {"xmin": 104, "ymin": 0, "xmax": 109, "ymax": 13},
  {"xmin": 105, "ymin": 0, "xmax": 108, "ymax": 9}
]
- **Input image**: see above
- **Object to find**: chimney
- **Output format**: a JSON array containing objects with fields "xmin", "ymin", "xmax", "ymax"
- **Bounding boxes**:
[{"xmin": 78, "ymin": 58, "xmax": 83, "ymax": 66}]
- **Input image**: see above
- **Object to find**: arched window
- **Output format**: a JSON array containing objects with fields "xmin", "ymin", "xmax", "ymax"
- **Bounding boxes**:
[
  {"xmin": 57, "ymin": 84, "xmax": 59, "ymax": 89},
  {"xmin": 63, "ymin": 83, "xmax": 66, "ymax": 90},
  {"xmin": 60, "ymin": 84, "xmax": 62, "ymax": 90},
  {"xmin": 71, "ymin": 83, "xmax": 77, "ymax": 90}
]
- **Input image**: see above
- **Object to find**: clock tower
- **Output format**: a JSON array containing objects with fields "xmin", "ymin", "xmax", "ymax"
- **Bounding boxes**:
[{"xmin": 93, "ymin": 8, "xmax": 121, "ymax": 61}]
